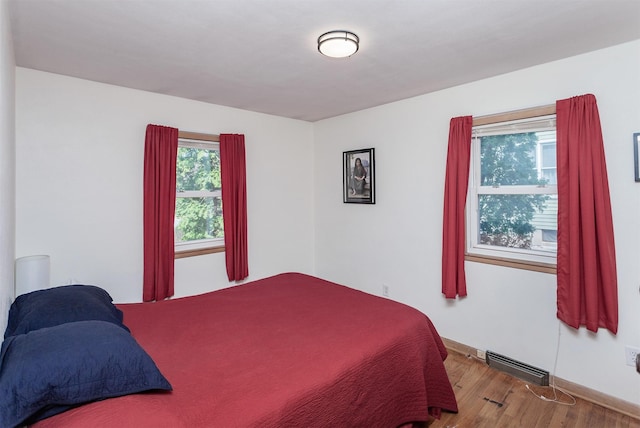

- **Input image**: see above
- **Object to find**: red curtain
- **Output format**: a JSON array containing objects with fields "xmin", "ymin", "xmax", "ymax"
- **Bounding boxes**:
[
  {"xmin": 442, "ymin": 116, "xmax": 473, "ymax": 298},
  {"xmin": 220, "ymin": 134, "xmax": 249, "ymax": 281},
  {"xmin": 143, "ymin": 124, "xmax": 178, "ymax": 301},
  {"xmin": 556, "ymin": 94, "xmax": 618, "ymax": 334}
]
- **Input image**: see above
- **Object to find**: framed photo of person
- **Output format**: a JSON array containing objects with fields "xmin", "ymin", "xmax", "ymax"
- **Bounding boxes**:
[{"xmin": 343, "ymin": 148, "xmax": 375, "ymax": 204}]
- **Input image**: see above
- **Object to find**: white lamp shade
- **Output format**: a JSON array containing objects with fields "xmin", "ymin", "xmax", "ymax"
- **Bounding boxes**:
[
  {"xmin": 318, "ymin": 31, "xmax": 359, "ymax": 58},
  {"xmin": 15, "ymin": 255, "xmax": 50, "ymax": 296}
]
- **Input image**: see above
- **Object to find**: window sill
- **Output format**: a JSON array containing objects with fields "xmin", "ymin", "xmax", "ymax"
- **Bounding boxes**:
[
  {"xmin": 175, "ymin": 246, "xmax": 225, "ymax": 259},
  {"xmin": 465, "ymin": 254, "xmax": 556, "ymax": 274}
]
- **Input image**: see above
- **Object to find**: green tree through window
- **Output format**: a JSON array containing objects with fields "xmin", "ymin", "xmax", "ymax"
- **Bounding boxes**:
[
  {"xmin": 478, "ymin": 132, "xmax": 549, "ymax": 249},
  {"xmin": 175, "ymin": 143, "xmax": 223, "ymax": 243}
]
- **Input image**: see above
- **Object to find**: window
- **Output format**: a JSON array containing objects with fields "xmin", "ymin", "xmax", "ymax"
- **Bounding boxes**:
[
  {"xmin": 175, "ymin": 136, "xmax": 224, "ymax": 255},
  {"xmin": 466, "ymin": 115, "xmax": 557, "ymax": 266}
]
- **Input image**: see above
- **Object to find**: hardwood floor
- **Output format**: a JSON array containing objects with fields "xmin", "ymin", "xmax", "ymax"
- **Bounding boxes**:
[{"xmin": 426, "ymin": 350, "xmax": 640, "ymax": 428}]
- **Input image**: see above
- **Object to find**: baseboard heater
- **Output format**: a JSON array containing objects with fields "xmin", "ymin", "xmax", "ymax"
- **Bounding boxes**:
[{"xmin": 485, "ymin": 351, "xmax": 549, "ymax": 386}]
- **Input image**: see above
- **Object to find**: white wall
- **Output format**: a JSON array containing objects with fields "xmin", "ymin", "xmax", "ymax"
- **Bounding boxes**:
[
  {"xmin": 0, "ymin": 0, "xmax": 16, "ymax": 336},
  {"xmin": 15, "ymin": 68, "xmax": 315, "ymax": 302},
  {"xmin": 313, "ymin": 41, "xmax": 640, "ymax": 404}
]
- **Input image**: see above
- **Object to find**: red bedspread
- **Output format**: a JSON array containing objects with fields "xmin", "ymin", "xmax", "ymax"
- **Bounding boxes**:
[{"xmin": 34, "ymin": 273, "xmax": 457, "ymax": 427}]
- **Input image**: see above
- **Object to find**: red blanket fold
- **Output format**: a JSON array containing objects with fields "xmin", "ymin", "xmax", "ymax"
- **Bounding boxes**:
[{"xmin": 35, "ymin": 273, "xmax": 457, "ymax": 427}]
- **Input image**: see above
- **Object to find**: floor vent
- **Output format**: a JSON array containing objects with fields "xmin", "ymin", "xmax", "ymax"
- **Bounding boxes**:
[{"xmin": 486, "ymin": 351, "xmax": 549, "ymax": 386}]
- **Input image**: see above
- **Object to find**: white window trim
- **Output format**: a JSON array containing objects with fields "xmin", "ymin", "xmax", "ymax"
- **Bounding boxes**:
[
  {"xmin": 466, "ymin": 115, "xmax": 558, "ymax": 265},
  {"xmin": 175, "ymin": 237, "xmax": 224, "ymax": 252},
  {"xmin": 175, "ymin": 138, "xmax": 224, "ymax": 253}
]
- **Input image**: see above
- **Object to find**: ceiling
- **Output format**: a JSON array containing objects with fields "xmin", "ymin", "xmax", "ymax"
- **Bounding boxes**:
[{"xmin": 8, "ymin": 0, "xmax": 640, "ymax": 122}]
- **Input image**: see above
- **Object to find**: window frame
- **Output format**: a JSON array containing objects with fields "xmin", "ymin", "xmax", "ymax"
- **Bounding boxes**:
[
  {"xmin": 464, "ymin": 105, "xmax": 558, "ymax": 274},
  {"xmin": 174, "ymin": 131, "xmax": 224, "ymax": 259}
]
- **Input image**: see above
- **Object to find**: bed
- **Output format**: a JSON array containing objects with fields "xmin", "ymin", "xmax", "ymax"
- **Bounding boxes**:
[{"xmin": 1, "ymin": 272, "xmax": 457, "ymax": 427}]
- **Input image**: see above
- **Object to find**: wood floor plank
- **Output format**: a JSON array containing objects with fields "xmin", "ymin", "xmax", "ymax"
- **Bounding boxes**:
[{"xmin": 427, "ymin": 350, "xmax": 640, "ymax": 428}]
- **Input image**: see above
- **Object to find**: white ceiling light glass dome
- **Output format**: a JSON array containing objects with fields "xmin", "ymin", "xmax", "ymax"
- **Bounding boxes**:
[{"xmin": 317, "ymin": 30, "xmax": 359, "ymax": 58}]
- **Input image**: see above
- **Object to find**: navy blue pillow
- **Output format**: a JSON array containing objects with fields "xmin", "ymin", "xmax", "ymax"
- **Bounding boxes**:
[
  {"xmin": 4, "ymin": 284, "xmax": 129, "ymax": 339},
  {"xmin": 0, "ymin": 320, "xmax": 172, "ymax": 427}
]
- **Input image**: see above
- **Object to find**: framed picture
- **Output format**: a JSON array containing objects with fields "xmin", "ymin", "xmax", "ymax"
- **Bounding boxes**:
[
  {"xmin": 635, "ymin": 133, "xmax": 640, "ymax": 182},
  {"xmin": 343, "ymin": 148, "xmax": 375, "ymax": 204}
]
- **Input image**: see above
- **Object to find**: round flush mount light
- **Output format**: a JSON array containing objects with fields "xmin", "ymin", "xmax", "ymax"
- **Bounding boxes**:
[{"xmin": 317, "ymin": 30, "xmax": 359, "ymax": 58}]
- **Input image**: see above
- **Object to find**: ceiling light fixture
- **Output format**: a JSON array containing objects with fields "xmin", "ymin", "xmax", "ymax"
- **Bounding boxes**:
[{"xmin": 317, "ymin": 30, "xmax": 359, "ymax": 58}]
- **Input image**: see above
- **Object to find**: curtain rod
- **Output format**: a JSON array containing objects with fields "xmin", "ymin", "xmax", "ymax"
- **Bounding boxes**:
[{"xmin": 473, "ymin": 103, "xmax": 556, "ymax": 127}]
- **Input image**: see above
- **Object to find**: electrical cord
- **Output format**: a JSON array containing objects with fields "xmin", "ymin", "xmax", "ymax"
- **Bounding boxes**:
[{"xmin": 525, "ymin": 321, "xmax": 576, "ymax": 406}]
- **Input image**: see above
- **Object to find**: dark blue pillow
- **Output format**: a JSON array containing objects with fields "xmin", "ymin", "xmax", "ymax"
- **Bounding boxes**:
[
  {"xmin": 0, "ymin": 320, "xmax": 172, "ymax": 427},
  {"xmin": 4, "ymin": 284, "xmax": 129, "ymax": 339}
]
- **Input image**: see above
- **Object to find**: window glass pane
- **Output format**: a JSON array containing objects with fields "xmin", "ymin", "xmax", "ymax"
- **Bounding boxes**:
[
  {"xmin": 480, "ymin": 132, "xmax": 542, "ymax": 186},
  {"xmin": 541, "ymin": 143, "xmax": 556, "ymax": 167},
  {"xmin": 540, "ymin": 142, "xmax": 557, "ymax": 185},
  {"xmin": 542, "ymin": 229, "xmax": 557, "ymax": 242},
  {"xmin": 175, "ymin": 197, "xmax": 223, "ymax": 242},
  {"xmin": 541, "ymin": 169, "xmax": 557, "ymax": 185},
  {"xmin": 177, "ymin": 147, "xmax": 221, "ymax": 192},
  {"xmin": 478, "ymin": 193, "xmax": 555, "ymax": 251}
]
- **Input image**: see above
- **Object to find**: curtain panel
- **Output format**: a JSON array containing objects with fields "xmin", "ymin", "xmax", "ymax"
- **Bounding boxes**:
[
  {"xmin": 556, "ymin": 94, "xmax": 618, "ymax": 334},
  {"xmin": 143, "ymin": 124, "xmax": 178, "ymax": 302},
  {"xmin": 442, "ymin": 116, "xmax": 473, "ymax": 298},
  {"xmin": 220, "ymin": 134, "xmax": 249, "ymax": 282}
]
